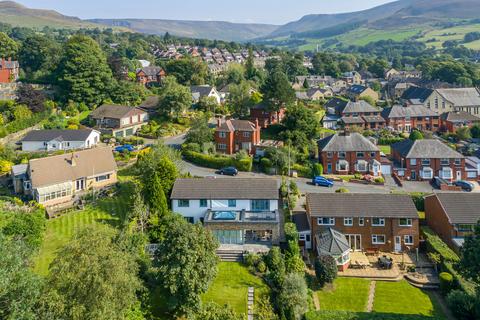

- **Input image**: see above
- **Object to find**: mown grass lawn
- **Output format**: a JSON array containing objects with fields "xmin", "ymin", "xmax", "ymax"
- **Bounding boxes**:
[
  {"xmin": 378, "ymin": 145, "xmax": 391, "ymax": 155},
  {"xmin": 33, "ymin": 183, "xmax": 132, "ymax": 275},
  {"xmin": 202, "ymin": 262, "xmax": 270, "ymax": 315},
  {"xmin": 373, "ymin": 281, "xmax": 446, "ymax": 319},
  {"xmin": 316, "ymin": 278, "xmax": 370, "ymax": 312}
]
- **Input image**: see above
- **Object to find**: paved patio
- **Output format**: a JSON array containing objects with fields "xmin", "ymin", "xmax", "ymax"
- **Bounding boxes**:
[{"xmin": 218, "ymin": 243, "xmax": 271, "ymax": 253}]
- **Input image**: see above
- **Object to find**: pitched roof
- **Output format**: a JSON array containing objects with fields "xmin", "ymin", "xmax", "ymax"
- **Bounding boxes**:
[
  {"xmin": 401, "ymin": 87, "xmax": 434, "ymax": 102},
  {"xmin": 22, "ymin": 129, "xmax": 95, "ymax": 142},
  {"xmin": 170, "ymin": 178, "xmax": 279, "ymax": 200},
  {"xmin": 217, "ymin": 119, "xmax": 256, "ymax": 132},
  {"xmin": 191, "ymin": 85, "xmax": 215, "ymax": 96},
  {"xmin": 391, "ymin": 139, "xmax": 464, "ymax": 159},
  {"xmin": 429, "ymin": 193, "xmax": 480, "ymax": 224},
  {"xmin": 318, "ymin": 133, "xmax": 379, "ymax": 152},
  {"xmin": 90, "ymin": 104, "xmax": 145, "ymax": 120},
  {"xmin": 342, "ymin": 100, "xmax": 378, "ymax": 114},
  {"xmin": 341, "ymin": 116, "xmax": 365, "ymax": 124},
  {"xmin": 440, "ymin": 111, "xmax": 480, "ymax": 123},
  {"xmin": 325, "ymin": 97, "xmax": 348, "ymax": 113},
  {"xmin": 362, "ymin": 115, "xmax": 385, "ymax": 123},
  {"xmin": 381, "ymin": 105, "xmax": 438, "ymax": 119},
  {"xmin": 295, "ymin": 91, "xmax": 309, "ymax": 100},
  {"xmin": 29, "ymin": 147, "xmax": 117, "ymax": 188},
  {"xmin": 292, "ymin": 211, "xmax": 310, "ymax": 232},
  {"xmin": 347, "ymin": 85, "xmax": 367, "ymax": 95},
  {"xmin": 306, "ymin": 193, "xmax": 418, "ymax": 218},
  {"xmin": 315, "ymin": 228, "xmax": 350, "ymax": 255},
  {"xmin": 136, "ymin": 66, "xmax": 164, "ymax": 76},
  {"xmin": 436, "ymin": 88, "xmax": 480, "ymax": 107}
]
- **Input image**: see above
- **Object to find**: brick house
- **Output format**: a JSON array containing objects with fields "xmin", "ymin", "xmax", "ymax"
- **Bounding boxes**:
[
  {"xmin": 346, "ymin": 85, "xmax": 379, "ymax": 102},
  {"xmin": 425, "ymin": 193, "xmax": 480, "ymax": 252},
  {"xmin": 318, "ymin": 132, "xmax": 382, "ymax": 176},
  {"xmin": 249, "ymin": 103, "xmax": 286, "ymax": 128},
  {"xmin": 440, "ymin": 111, "xmax": 480, "ymax": 133},
  {"xmin": 136, "ymin": 66, "xmax": 166, "ymax": 86},
  {"xmin": 381, "ymin": 104, "xmax": 440, "ymax": 132},
  {"xmin": 0, "ymin": 58, "xmax": 19, "ymax": 83},
  {"xmin": 338, "ymin": 100, "xmax": 385, "ymax": 130},
  {"xmin": 90, "ymin": 104, "xmax": 148, "ymax": 138},
  {"xmin": 215, "ymin": 119, "xmax": 261, "ymax": 155},
  {"xmin": 391, "ymin": 139, "xmax": 466, "ymax": 181},
  {"xmin": 306, "ymin": 193, "xmax": 420, "ymax": 256}
]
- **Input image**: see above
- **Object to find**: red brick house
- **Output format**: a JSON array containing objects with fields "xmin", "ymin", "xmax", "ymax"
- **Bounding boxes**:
[
  {"xmin": 136, "ymin": 66, "xmax": 166, "ymax": 86},
  {"xmin": 338, "ymin": 101, "xmax": 385, "ymax": 130},
  {"xmin": 440, "ymin": 111, "xmax": 480, "ymax": 133},
  {"xmin": 306, "ymin": 193, "xmax": 420, "ymax": 269},
  {"xmin": 0, "ymin": 58, "xmax": 19, "ymax": 83},
  {"xmin": 249, "ymin": 103, "xmax": 286, "ymax": 128},
  {"xmin": 215, "ymin": 119, "xmax": 261, "ymax": 155},
  {"xmin": 391, "ymin": 139, "xmax": 466, "ymax": 181},
  {"xmin": 318, "ymin": 132, "xmax": 382, "ymax": 176},
  {"xmin": 381, "ymin": 104, "xmax": 440, "ymax": 132},
  {"xmin": 425, "ymin": 193, "xmax": 480, "ymax": 252}
]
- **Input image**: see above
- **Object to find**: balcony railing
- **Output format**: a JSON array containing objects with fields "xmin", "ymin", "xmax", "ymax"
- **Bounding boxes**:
[{"xmin": 204, "ymin": 209, "xmax": 279, "ymax": 223}]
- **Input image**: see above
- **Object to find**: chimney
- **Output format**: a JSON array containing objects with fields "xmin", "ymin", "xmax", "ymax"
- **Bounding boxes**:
[
  {"xmin": 342, "ymin": 129, "xmax": 351, "ymax": 136},
  {"xmin": 255, "ymin": 118, "xmax": 259, "ymax": 129},
  {"xmin": 217, "ymin": 117, "xmax": 221, "ymax": 127},
  {"xmin": 68, "ymin": 153, "xmax": 77, "ymax": 167}
]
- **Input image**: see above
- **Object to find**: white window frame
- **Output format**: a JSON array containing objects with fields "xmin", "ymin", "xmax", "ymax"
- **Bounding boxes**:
[
  {"xmin": 399, "ymin": 218, "xmax": 413, "ymax": 227},
  {"xmin": 217, "ymin": 143, "xmax": 227, "ymax": 150},
  {"xmin": 219, "ymin": 132, "xmax": 226, "ymax": 138},
  {"xmin": 372, "ymin": 217, "xmax": 385, "ymax": 226},
  {"xmin": 440, "ymin": 158, "xmax": 450, "ymax": 166},
  {"xmin": 410, "ymin": 159, "xmax": 417, "ymax": 166},
  {"xmin": 317, "ymin": 217, "xmax": 335, "ymax": 226},
  {"xmin": 421, "ymin": 158, "xmax": 430, "ymax": 166},
  {"xmin": 442, "ymin": 167, "xmax": 453, "ymax": 179},
  {"xmin": 422, "ymin": 167, "xmax": 433, "ymax": 179},
  {"xmin": 372, "ymin": 234, "xmax": 386, "ymax": 244},
  {"xmin": 404, "ymin": 235, "xmax": 414, "ymax": 245},
  {"xmin": 243, "ymin": 131, "xmax": 251, "ymax": 138},
  {"xmin": 344, "ymin": 217, "xmax": 353, "ymax": 226},
  {"xmin": 358, "ymin": 217, "xmax": 365, "ymax": 226},
  {"xmin": 178, "ymin": 200, "xmax": 190, "ymax": 207}
]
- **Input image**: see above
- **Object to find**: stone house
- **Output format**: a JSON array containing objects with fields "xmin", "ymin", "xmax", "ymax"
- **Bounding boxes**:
[{"xmin": 346, "ymin": 85, "xmax": 379, "ymax": 102}]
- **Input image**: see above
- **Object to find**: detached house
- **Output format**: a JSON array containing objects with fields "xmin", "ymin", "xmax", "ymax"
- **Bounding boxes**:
[
  {"xmin": 346, "ymin": 85, "xmax": 379, "ymax": 102},
  {"xmin": 191, "ymin": 85, "xmax": 221, "ymax": 104},
  {"xmin": 338, "ymin": 100, "xmax": 385, "ymax": 130},
  {"xmin": 318, "ymin": 132, "xmax": 382, "ymax": 176},
  {"xmin": 215, "ymin": 119, "xmax": 261, "ymax": 155},
  {"xmin": 20, "ymin": 129, "xmax": 100, "ymax": 152},
  {"xmin": 0, "ymin": 58, "xmax": 19, "ymax": 83},
  {"xmin": 391, "ymin": 139, "xmax": 466, "ymax": 181},
  {"xmin": 425, "ymin": 193, "xmax": 480, "ymax": 252},
  {"xmin": 90, "ymin": 104, "xmax": 148, "ymax": 138},
  {"xmin": 306, "ymin": 193, "xmax": 419, "ymax": 269},
  {"xmin": 171, "ymin": 178, "xmax": 280, "ymax": 246},
  {"xmin": 381, "ymin": 104, "xmax": 440, "ymax": 132},
  {"xmin": 440, "ymin": 111, "xmax": 480, "ymax": 133},
  {"xmin": 12, "ymin": 147, "xmax": 117, "ymax": 212},
  {"xmin": 249, "ymin": 103, "xmax": 285, "ymax": 128},
  {"xmin": 136, "ymin": 66, "xmax": 166, "ymax": 86}
]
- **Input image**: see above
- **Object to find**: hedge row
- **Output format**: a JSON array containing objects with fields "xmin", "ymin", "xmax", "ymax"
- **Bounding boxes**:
[
  {"xmin": 421, "ymin": 226, "xmax": 459, "ymax": 263},
  {"xmin": 183, "ymin": 150, "xmax": 252, "ymax": 172},
  {"xmin": 291, "ymin": 163, "xmax": 313, "ymax": 178},
  {"xmin": 378, "ymin": 137, "xmax": 404, "ymax": 145}
]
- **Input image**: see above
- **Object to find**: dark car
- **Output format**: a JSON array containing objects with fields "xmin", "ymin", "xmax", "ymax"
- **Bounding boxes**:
[
  {"xmin": 312, "ymin": 176, "xmax": 334, "ymax": 188},
  {"xmin": 454, "ymin": 180, "xmax": 475, "ymax": 192},
  {"xmin": 114, "ymin": 144, "xmax": 134, "ymax": 153},
  {"xmin": 218, "ymin": 167, "xmax": 238, "ymax": 176},
  {"xmin": 431, "ymin": 176, "xmax": 450, "ymax": 189}
]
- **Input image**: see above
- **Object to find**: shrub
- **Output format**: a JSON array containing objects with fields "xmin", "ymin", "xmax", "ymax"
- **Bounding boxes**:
[
  {"xmin": 422, "ymin": 227, "xmax": 460, "ymax": 263},
  {"xmin": 289, "ymin": 180, "xmax": 299, "ymax": 196},
  {"xmin": 260, "ymin": 157, "xmax": 272, "ymax": 173},
  {"xmin": 439, "ymin": 272, "xmax": 454, "ymax": 295},
  {"xmin": 182, "ymin": 150, "xmax": 252, "ymax": 172},
  {"xmin": 284, "ymin": 222, "xmax": 299, "ymax": 242},
  {"xmin": 236, "ymin": 157, "xmax": 253, "ymax": 172},
  {"xmin": 409, "ymin": 130, "xmax": 424, "ymax": 141},
  {"xmin": 335, "ymin": 187, "xmax": 349, "ymax": 193},
  {"xmin": 378, "ymin": 136, "xmax": 403, "ymax": 145},
  {"xmin": 312, "ymin": 163, "xmax": 324, "ymax": 176},
  {"xmin": 410, "ymin": 192, "xmax": 426, "ymax": 211},
  {"xmin": 353, "ymin": 173, "xmax": 362, "ymax": 180},
  {"xmin": 447, "ymin": 290, "xmax": 478, "ymax": 320},
  {"xmin": 257, "ymin": 261, "xmax": 266, "ymax": 273},
  {"xmin": 291, "ymin": 163, "xmax": 312, "ymax": 178},
  {"xmin": 182, "ymin": 143, "xmax": 201, "ymax": 153},
  {"xmin": 314, "ymin": 255, "xmax": 337, "ymax": 287},
  {"xmin": 374, "ymin": 177, "xmax": 385, "ymax": 184},
  {"xmin": 245, "ymin": 253, "xmax": 261, "ymax": 268}
]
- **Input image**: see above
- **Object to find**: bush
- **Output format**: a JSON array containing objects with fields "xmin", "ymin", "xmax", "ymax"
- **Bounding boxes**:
[
  {"xmin": 182, "ymin": 150, "xmax": 252, "ymax": 172},
  {"xmin": 378, "ymin": 137, "xmax": 403, "ymax": 145},
  {"xmin": 245, "ymin": 253, "xmax": 261, "ymax": 268},
  {"xmin": 447, "ymin": 290, "xmax": 478, "ymax": 320},
  {"xmin": 314, "ymin": 255, "xmax": 337, "ymax": 287},
  {"xmin": 291, "ymin": 163, "xmax": 312, "ymax": 178},
  {"xmin": 353, "ymin": 173, "xmax": 362, "ymax": 180},
  {"xmin": 374, "ymin": 177, "xmax": 385, "ymax": 184},
  {"xmin": 439, "ymin": 272, "xmax": 454, "ymax": 295},
  {"xmin": 312, "ymin": 163, "xmax": 324, "ymax": 176},
  {"xmin": 284, "ymin": 222, "xmax": 299, "ymax": 242},
  {"xmin": 410, "ymin": 192, "xmax": 426, "ymax": 211},
  {"xmin": 257, "ymin": 261, "xmax": 267, "ymax": 273},
  {"xmin": 260, "ymin": 157, "xmax": 272, "ymax": 173},
  {"xmin": 289, "ymin": 180, "xmax": 299, "ymax": 196},
  {"xmin": 182, "ymin": 142, "xmax": 201, "ymax": 153},
  {"xmin": 422, "ymin": 227, "xmax": 460, "ymax": 263},
  {"xmin": 335, "ymin": 187, "xmax": 349, "ymax": 193}
]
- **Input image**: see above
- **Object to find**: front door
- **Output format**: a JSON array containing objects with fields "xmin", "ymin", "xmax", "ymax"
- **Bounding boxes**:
[
  {"xmin": 394, "ymin": 236, "xmax": 401, "ymax": 252},
  {"xmin": 456, "ymin": 171, "xmax": 462, "ymax": 181},
  {"xmin": 346, "ymin": 234, "xmax": 362, "ymax": 251},
  {"xmin": 76, "ymin": 179, "xmax": 85, "ymax": 191},
  {"xmin": 411, "ymin": 171, "xmax": 416, "ymax": 180}
]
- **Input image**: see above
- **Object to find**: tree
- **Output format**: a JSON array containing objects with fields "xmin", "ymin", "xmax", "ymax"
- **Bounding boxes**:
[
  {"xmin": 0, "ymin": 32, "xmax": 18, "ymax": 58},
  {"xmin": 368, "ymin": 58, "xmax": 389, "ymax": 78},
  {"xmin": 261, "ymin": 70, "xmax": 295, "ymax": 118},
  {"xmin": 197, "ymin": 96, "xmax": 218, "ymax": 113},
  {"xmin": 265, "ymin": 247, "xmax": 286, "ymax": 290},
  {"xmin": 229, "ymin": 81, "xmax": 253, "ymax": 117},
  {"xmin": 155, "ymin": 214, "xmax": 219, "ymax": 316},
  {"xmin": 245, "ymin": 47, "xmax": 257, "ymax": 81},
  {"xmin": 18, "ymin": 34, "xmax": 57, "ymax": 73},
  {"xmin": 192, "ymin": 303, "xmax": 243, "ymax": 320},
  {"xmin": 129, "ymin": 183, "xmax": 150, "ymax": 233},
  {"xmin": 16, "ymin": 84, "xmax": 47, "ymax": 113},
  {"xmin": 458, "ymin": 221, "xmax": 480, "ymax": 284},
  {"xmin": 359, "ymin": 95, "xmax": 376, "ymax": 107},
  {"xmin": 281, "ymin": 104, "xmax": 319, "ymax": 145},
  {"xmin": 278, "ymin": 273, "xmax": 308, "ymax": 320},
  {"xmin": 314, "ymin": 255, "xmax": 338, "ymax": 287},
  {"xmin": 223, "ymin": 62, "xmax": 245, "ymax": 85},
  {"xmin": 470, "ymin": 124, "xmax": 480, "ymax": 139},
  {"xmin": 57, "ymin": 35, "xmax": 115, "ymax": 106},
  {"xmin": 165, "ymin": 57, "xmax": 208, "ymax": 85},
  {"xmin": 185, "ymin": 115, "xmax": 214, "ymax": 145},
  {"xmin": 38, "ymin": 226, "xmax": 141, "ymax": 320},
  {"xmin": 147, "ymin": 173, "xmax": 169, "ymax": 225},
  {"xmin": 2, "ymin": 209, "xmax": 46, "ymax": 251},
  {"xmin": 409, "ymin": 130, "xmax": 424, "ymax": 141},
  {"xmin": 157, "ymin": 76, "xmax": 192, "ymax": 118},
  {"xmin": 110, "ymin": 80, "xmax": 148, "ymax": 106},
  {"xmin": 0, "ymin": 235, "xmax": 43, "ymax": 320},
  {"xmin": 455, "ymin": 126, "xmax": 471, "ymax": 141}
]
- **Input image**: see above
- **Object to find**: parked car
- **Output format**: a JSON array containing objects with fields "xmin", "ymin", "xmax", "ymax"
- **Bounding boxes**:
[
  {"xmin": 217, "ymin": 167, "xmax": 238, "ymax": 176},
  {"xmin": 431, "ymin": 176, "xmax": 450, "ymax": 189},
  {"xmin": 312, "ymin": 176, "xmax": 334, "ymax": 188},
  {"xmin": 114, "ymin": 144, "xmax": 134, "ymax": 153},
  {"xmin": 454, "ymin": 180, "xmax": 475, "ymax": 192}
]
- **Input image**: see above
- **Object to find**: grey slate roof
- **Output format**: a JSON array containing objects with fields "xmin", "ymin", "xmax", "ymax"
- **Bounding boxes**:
[
  {"xmin": 362, "ymin": 115, "xmax": 385, "ymax": 123},
  {"xmin": 381, "ymin": 105, "xmax": 438, "ymax": 119},
  {"xmin": 401, "ymin": 87, "xmax": 434, "ymax": 102},
  {"xmin": 316, "ymin": 228, "xmax": 350, "ymax": 256},
  {"xmin": 341, "ymin": 116, "xmax": 365, "ymax": 124},
  {"xmin": 325, "ymin": 97, "xmax": 348, "ymax": 113},
  {"xmin": 437, "ymin": 88, "xmax": 480, "ymax": 107},
  {"xmin": 391, "ymin": 139, "xmax": 464, "ymax": 159},
  {"xmin": 342, "ymin": 101, "xmax": 378, "ymax": 114},
  {"xmin": 90, "ymin": 104, "xmax": 144, "ymax": 120},
  {"xmin": 191, "ymin": 85, "xmax": 215, "ymax": 97},
  {"xmin": 440, "ymin": 111, "xmax": 480, "ymax": 123},
  {"xmin": 292, "ymin": 211, "xmax": 310, "ymax": 232},
  {"xmin": 430, "ymin": 193, "xmax": 480, "ymax": 224},
  {"xmin": 318, "ymin": 133, "xmax": 379, "ymax": 152},
  {"xmin": 306, "ymin": 193, "xmax": 418, "ymax": 218},
  {"xmin": 22, "ymin": 129, "xmax": 94, "ymax": 142},
  {"xmin": 137, "ymin": 66, "xmax": 163, "ymax": 76},
  {"xmin": 171, "ymin": 178, "xmax": 279, "ymax": 200},
  {"xmin": 347, "ymin": 85, "xmax": 367, "ymax": 95}
]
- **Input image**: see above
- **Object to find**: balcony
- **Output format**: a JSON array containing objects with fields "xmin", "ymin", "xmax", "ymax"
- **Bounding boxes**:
[{"xmin": 204, "ymin": 209, "xmax": 279, "ymax": 224}]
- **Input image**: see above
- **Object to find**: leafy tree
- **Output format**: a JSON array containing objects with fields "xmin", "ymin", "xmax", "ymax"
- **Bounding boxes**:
[
  {"xmin": 147, "ymin": 172, "xmax": 169, "ymax": 225},
  {"xmin": 0, "ymin": 32, "xmax": 18, "ymax": 58},
  {"xmin": 197, "ymin": 96, "xmax": 219, "ymax": 113},
  {"xmin": 458, "ymin": 221, "xmax": 480, "ymax": 284},
  {"xmin": 464, "ymin": 32, "xmax": 480, "ymax": 43},
  {"xmin": 129, "ymin": 183, "xmax": 149, "ymax": 233},
  {"xmin": 2, "ymin": 209, "xmax": 46, "ymax": 251},
  {"xmin": 368, "ymin": 58, "xmax": 389, "ymax": 78},
  {"xmin": 185, "ymin": 115, "xmax": 214, "ymax": 145},
  {"xmin": 157, "ymin": 76, "xmax": 192, "ymax": 118},
  {"xmin": 281, "ymin": 104, "xmax": 319, "ymax": 145},
  {"xmin": 245, "ymin": 47, "xmax": 257, "ymax": 81},
  {"xmin": 229, "ymin": 81, "xmax": 253, "ymax": 117},
  {"xmin": 278, "ymin": 273, "xmax": 308, "ymax": 320},
  {"xmin": 223, "ymin": 62, "xmax": 245, "ymax": 85},
  {"xmin": 312, "ymin": 52, "xmax": 340, "ymax": 77},
  {"xmin": 409, "ymin": 130, "xmax": 424, "ymax": 141},
  {"xmin": 359, "ymin": 95, "xmax": 376, "ymax": 106},
  {"xmin": 191, "ymin": 302, "xmax": 243, "ymax": 320},
  {"xmin": 18, "ymin": 34, "xmax": 58, "ymax": 74},
  {"xmin": 0, "ymin": 234, "xmax": 43, "ymax": 320},
  {"xmin": 38, "ymin": 226, "xmax": 141, "ymax": 320},
  {"xmin": 265, "ymin": 247, "xmax": 286, "ymax": 290},
  {"xmin": 16, "ymin": 84, "xmax": 47, "ymax": 113},
  {"xmin": 314, "ymin": 255, "xmax": 338, "ymax": 287},
  {"xmin": 455, "ymin": 126, "xmax": 471, "ymax": 141},
  {"xmin": 57, "ymin": 35, "xmax": 115, "ymax": 106},
  {"xmin": 255, "ymin": 297, "xmax": 278, "ymax": 320},
  {"xmin": 154, "ymin": 214, "xmax": 219, "ymax": 316},
  {"xmin": 261, "ymin": 70, "xmax": 295, "ymax": 118},
  {"xmin": 470, "ymin": 124, "xmax": 480, "ymax": 139},
  {"xmin": 110, "ymin": 80, "xmax": 148, "ymax": 106},
  {"xmin": 165, "ymin": 57, "xmax": 208, "ymax": 85},
  {"xmin": 284, "ymin": 240, "xmax": 305, "ymax": 274}
]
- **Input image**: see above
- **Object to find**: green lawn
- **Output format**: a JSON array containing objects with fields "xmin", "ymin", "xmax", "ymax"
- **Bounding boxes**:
[
  {"xmin": 373, "ymin": 281, "xmax": 446, "ymax": 319},
  {"xmin": 316, "ymin": 278, "xmax": 370, "ymax": 312},
  {"xmin": 378, "ymin": 145, "xmax": 391, "ymax": 155},
  {"xmin": 202, "ymin": 262, "xmax": 270, "ymax": 315},
  {"xmin": 33, "ymin": 183, "xmax": 132, "ymax": 275}
]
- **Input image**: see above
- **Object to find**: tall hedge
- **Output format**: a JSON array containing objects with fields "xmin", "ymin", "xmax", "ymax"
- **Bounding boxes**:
[{"xmin": 183, "ymin": 150, "xmax": 252, "ymax": 172}]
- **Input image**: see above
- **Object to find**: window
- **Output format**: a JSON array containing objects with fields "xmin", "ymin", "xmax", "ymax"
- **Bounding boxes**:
[
  {"xmin": 317, "ymin": 217, "xmax": 335, "ymax": 225},
  {"xmin": 455, "ymin": 158, "xmax": 462, "ymax": 166},
  {"xmin": 306, "ymin": 234, "xmax": 311, "ymax": 242},
  {"xmin": 359, "ymin": 218, "xmax": 365, "ymax": 226},
  {"xmin": 228, "ymin": 199, "xmax": 236, "ymax": 207},
  {"xmin": 339, "ymin": 152, "xmax": 346, "ymax": 159},
  {"xmin": 456, "ymin": 224, "xmax": 474, "ymax": 232},
  {"xmin": 356, "ymin": 152, "xmax": 365, "ymax": 158},
  {"xmin": 372, "ymin": 218, "xmax": 385, "ymax": 226},
  {"xmin": 344, "ymin": 217, "xmax": 353, "ymax": 226},
  {"xmin": 95, "ymin": 174, "xmax": 110, "ymax": 182},
  {"xmin": 200, "ymin": 199, "xmax": 208, "ymax": 207},
  {"xmin": 440, "ymin": 158, "xmax": 450, "ymax": 166},
  {"xmin": 372, "ymin": 235, "xmax": 386, "ymax": 244},
  {"xmin": 422, "ymin": 168, "xmax": 433, "ymax": 179},
  {"xmin": 299, "ymin": 234, "xmax": 306, "ymax": 241},
  {"xmin": 327, "ymin": 152, "xmax": 333, "ymax": 158},
  {"xmin": 185, "ymin": 217, "xmax": 194, "ymax": 224},
  {"xmin": 404, "ymin": 235, "xmax": 414, "ymax": 245},
  {"xmin": 251, "ymin": 200, "xmax": 270, "ymax": 212},
  {"xmin": 356, "ymin": 161, "xmax": 367, "ymax": 172},
  {"xmin": 337, "ymin": 160, "xmax": 348, "ymax": 171},
  {"xmin": 178, "ymin": 200, "xmax": 190, "ymax": 207},
  {"xmin": 410, "ymin": 159, "xmax": 417, "ymax": 166},
  {"xmin": 243, "ymin": 132, "xmax": 250, "ymax": 138},
  {"xmin": 219, "ymin": 132, "xmax": 226, "ymax": 138},
  {"xmin": 370, "ymin": 152, "xmax": 376, "ymax": 158},
  {"xmin": 421, "ymin": 158, "xmax": 430, "ymax": 166},
  {"xmin": 399, "ymin": 218, "xmax": 413, "ymax": 227},
  {"xmin": 442, "ymin": 167, "xmax": 453, "ymax": 179},
  {"xmin": 217, "ymin": 143, "xmax": 226, "ymax": 150}
]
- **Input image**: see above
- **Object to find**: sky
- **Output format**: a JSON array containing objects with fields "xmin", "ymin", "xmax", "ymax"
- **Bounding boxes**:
[{"xmin": 14, "ymin": 0, "xmax": 397, "ymax": 25}]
